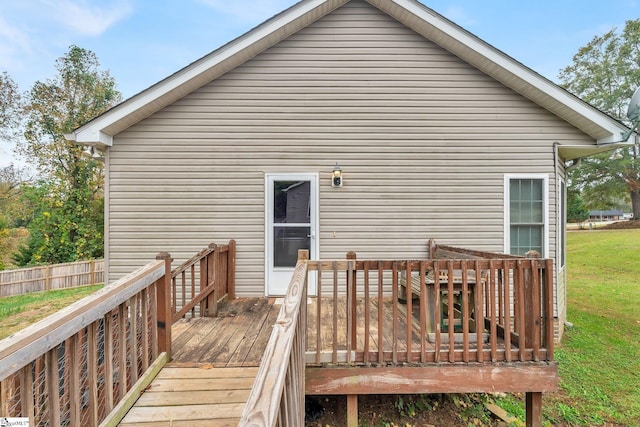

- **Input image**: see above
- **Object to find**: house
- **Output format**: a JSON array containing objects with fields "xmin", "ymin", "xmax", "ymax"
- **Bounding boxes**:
[
  {"xmin": 588, "ymin": 209, "xmax": 624, "ymax": 222},
  {"xmin": 66, "ymin": 0, "xmax": 632, "ymax": 342}
]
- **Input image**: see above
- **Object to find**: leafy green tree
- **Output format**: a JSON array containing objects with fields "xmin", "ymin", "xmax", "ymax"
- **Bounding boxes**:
[
  {"xmin": 567, "ymin": 188, "xmax": 589, "ymax": 223},
  {"xmin": 14, "ymin": 45, "xmax": 121, "ymax": 265},
  {"xmin": 0, "ymin": 71, "xmax": 22, "ymax": 143},
  {"xmin": 559, "ymin": 19, "xmax": 640, "ymax": 220}
]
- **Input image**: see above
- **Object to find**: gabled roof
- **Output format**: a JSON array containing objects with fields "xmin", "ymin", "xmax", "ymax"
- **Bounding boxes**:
[{"xmin": 66, "ymin": 0, "xmax": 633, "ymax": 154}]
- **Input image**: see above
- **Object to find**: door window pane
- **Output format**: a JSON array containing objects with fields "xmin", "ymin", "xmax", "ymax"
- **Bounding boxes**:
[
  {"xmin": 274, "ymin": 227, "xmax": 310, "ymax": 267},
  {"xmin": 273, "ymin": 181, "xmax": 311, "ymax": 224}
]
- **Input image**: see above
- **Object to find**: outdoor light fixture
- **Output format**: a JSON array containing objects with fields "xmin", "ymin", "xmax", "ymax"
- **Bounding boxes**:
[
  {"xmin": 332, "ymin": 163, "xmax": 343, "ymax": 187},
  {"xmin": 82, "ymin": 146, "xmax": 104, "ymax": 162}
]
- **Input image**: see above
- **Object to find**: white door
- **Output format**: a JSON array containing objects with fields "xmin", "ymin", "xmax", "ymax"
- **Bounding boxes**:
[{"xmin": 266, "ymin": 174, "xmax": 318, "ymax": 296}]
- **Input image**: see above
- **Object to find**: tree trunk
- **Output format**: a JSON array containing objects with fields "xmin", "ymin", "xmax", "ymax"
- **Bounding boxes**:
[{"xmin": 632, "ymin": 189, "xmax": 640, "ymax": 220}]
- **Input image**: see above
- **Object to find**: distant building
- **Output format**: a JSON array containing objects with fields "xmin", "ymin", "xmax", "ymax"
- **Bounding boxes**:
[{"xmin": 588, "ymin": 210, "xmax": 624, "ymax": 221}]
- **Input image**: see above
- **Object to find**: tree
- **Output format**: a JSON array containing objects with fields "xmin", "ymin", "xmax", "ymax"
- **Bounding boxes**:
[
  {"xmin": 566, "ymin": 188, "xmax": 589, "ymax": 223},
  {"xmin": 559, "ymin": 19, "xmax": 640, "ymax": 219},
  {"xmin": 0, "ymin": 71, "xmax": 22, "ymax": 143},
  {"xmin": 14, "ymin": 45, "xmax": 121, "ymax": 265}
]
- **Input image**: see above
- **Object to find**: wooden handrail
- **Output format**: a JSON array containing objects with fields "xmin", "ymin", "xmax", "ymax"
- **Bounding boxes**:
[
  {"xmin": 170, "ymin": 240, "xmax": 236, "ymax": 323},
  {"xmin": 0, "ymin": 254, "xmax": 173, "ymax": 426},
  {"xmin": 0, "ymin": 260, "xmax": 164, "ymax": 375},
  {"xmin": 239, "ymin": 250, "xmax": 308, "ymax": 426}
]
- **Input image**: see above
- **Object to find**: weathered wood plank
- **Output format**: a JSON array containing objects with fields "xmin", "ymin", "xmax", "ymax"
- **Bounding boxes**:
[
  {"xmin": 119, "ymin": 418, "xmax": 240, "ymax": 427},
  {"xmin": 227, "ymin": 300, "xmax": 279, "ymax": 366},
  {"xmin": 135, "ymin": 389, "xmax": 250, "ymax": 406},
  {"xmin": 158, "ymin": 366, "xmax": 258, "ymax": 379},
  {"xmin": 122, "ymin": 403, "xmax": 245, "ymax": 423},
  {"xmin": 306, "ymin": 364, "xmax": 559, "ymax": 394},
  {"xmin": 148, "ymin": 377, "xmax": 256, "ymax": 392}
]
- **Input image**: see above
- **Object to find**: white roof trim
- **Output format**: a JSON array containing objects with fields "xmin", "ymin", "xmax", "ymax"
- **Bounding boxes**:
[
  {"xmin": 557, "ymin": 143, "xmax": 631, "ymax": 161},
  {"xmin": 67, "ymin": 0, "xmax": 632, "ymax": 146},
  {"xmin": 68, "ymin": 0, "xmax": 344, "ymax": 146},
  {"xmin": 375, "ymin": 0, "xmax": 631, "ymax": 145}
]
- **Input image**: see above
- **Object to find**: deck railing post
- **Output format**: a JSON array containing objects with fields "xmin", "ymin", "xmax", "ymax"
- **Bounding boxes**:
[
  {"xmin": 346, "ymin": 251, "xmax": 357, "ymax": 353},
  {"xmin": 227, "ymin": 239, "xmax": 236, "ymax": 299},
  {"xmin": 524, "ymin": 251, "xmax": 542, "ymax": 356},
  {"xmin": 207, "ymin": 244, "xmax": 218, "ymax": 317},
  {"xmin": 156, "ymin": 252, "xmax": 173, "ymax": 361},
  {"xmin": 544, "ymin": 258, "xmax": 555, "ymax": 360}
]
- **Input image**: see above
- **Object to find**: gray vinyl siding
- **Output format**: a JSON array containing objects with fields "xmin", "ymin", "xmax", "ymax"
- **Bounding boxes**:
[{"xmin": 107, "ymin": 0, "xmax": 592, "ymax": 301}]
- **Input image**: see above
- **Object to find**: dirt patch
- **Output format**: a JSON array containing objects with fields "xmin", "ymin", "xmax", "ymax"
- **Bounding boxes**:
[
  {"xmin": 600, "ymin": 220, "xmax": 640, "ymax": 229},
  {"xmin": 305, "ymin": 394, "xmax": 505, "ymax": 426}
]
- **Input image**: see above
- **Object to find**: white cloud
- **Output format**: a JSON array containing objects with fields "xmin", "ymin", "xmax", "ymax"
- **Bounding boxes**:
[
  {"xmin": 42, "ymin": 0, "xmax": 134, "ymax": 36},
  {"xmin": 197, "ymin": 0, "xmax": 294, "ymax": 24}
]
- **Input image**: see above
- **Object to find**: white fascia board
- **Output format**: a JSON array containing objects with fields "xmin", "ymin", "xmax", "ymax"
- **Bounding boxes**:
[
  {"xmin": 389, "ymin": 0, "xmax": 629, "ymax": 141},
  {"xmin": 557, "ymin": 142, "xmax": 632, "ymax": 161},
  {"xmin": 68, "ymin": 128, "xmax": 113, "ymax": 146},
  {"xmin": 72, "ymin": 0, "xmax": 336, "ymax": 144}
]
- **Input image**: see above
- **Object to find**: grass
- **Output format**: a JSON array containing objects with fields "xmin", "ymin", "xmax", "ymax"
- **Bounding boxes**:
[
  {"xmin": 495, "ymin": 229, "xmax": 640, "ymax": 426},
  {"xmin": 0, "ymin": 284, "xmax": 103, "ymax": 340}
]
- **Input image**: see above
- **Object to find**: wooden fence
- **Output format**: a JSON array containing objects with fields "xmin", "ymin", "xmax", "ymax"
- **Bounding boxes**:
[{"xmin": 0, "ymin": 260, "xmax": 104, "ymax": 297}]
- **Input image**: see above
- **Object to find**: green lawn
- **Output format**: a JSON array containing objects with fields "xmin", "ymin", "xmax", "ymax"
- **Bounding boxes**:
[
  {"xmin": 0, "ymin": 285, "xmax": 102, "ymax": 340},
  {"xmin": 497, "ymin": 229, "xmax": 640, "ymax": 426},
  {"xmin": 548, "ymin": 230, "xmax": 640, "ymax": 425}
]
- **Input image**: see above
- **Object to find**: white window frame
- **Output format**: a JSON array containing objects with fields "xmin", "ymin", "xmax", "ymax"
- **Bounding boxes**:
[{"xmin": 504, "ymin": 174, "xmax": 549, "ymax": 257}]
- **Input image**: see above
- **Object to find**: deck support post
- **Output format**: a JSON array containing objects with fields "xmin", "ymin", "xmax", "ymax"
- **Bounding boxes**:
[
  {"xmin": 526, "ymin": 392, "xmax": 542, "ymax": 427},
  {"xmin": 347, "ymin": 394, "xmax": 358, "ymax": 427},
  {"xmin": 155, "ymin": 252, "xmax": 173, "ymax": 361}
]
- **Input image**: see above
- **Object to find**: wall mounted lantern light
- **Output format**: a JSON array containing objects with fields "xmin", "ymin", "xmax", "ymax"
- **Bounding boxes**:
[
  {"xmin": 82, "ymin": 145, "xmax": 104, "ymax": 162},
  {"xmin": 332, "ymin": 162, "xmax": 343, "ymax": 188}
]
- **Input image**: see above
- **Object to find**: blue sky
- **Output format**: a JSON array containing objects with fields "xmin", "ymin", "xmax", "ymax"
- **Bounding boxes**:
[{"xmin": 1, "ymin": 0, "xmax": 639, "ymax": 166}]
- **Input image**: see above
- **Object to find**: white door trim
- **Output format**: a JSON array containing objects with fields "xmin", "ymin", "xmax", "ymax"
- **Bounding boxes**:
[{"xmin": 265, "ymin": 173, "xmax": 319, "ymax": 296}]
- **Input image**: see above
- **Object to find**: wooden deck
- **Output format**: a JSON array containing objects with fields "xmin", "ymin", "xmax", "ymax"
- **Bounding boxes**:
[
  {"xmin": 119, "ymin": 298, "xmax": 279, "ymax": 426},
  {"xmin": 119, "ymin": 292, "xmax": 536, "ymax": 426},
  {"xmin": 0, "ymin": 241, "xmax": 556, "ymax": 427},
  {"xmin": 119, "ymin": 366, "xmax": 258, "ymax": 427}
]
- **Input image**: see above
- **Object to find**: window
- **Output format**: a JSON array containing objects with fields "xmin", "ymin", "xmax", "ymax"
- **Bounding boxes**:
[{"xmin": 504, "ymin": 175, "xmax": 548, "ymax": 256}]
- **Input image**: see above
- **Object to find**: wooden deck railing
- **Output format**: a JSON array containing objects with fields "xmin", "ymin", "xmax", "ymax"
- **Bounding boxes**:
[
  {"xmin": 0, "ymin": 253, "xmax": 172, "ymax": 427},
  {"xmin": 306, "ymin": 247, "xmax": 554, "ymax": 366},
  {"xmin": 239, "ymin": 250, "xmax": 308, "ymax": 426},
  {"xmin": 170, "ymin": 240, "xmax": 236, "ymax": 323}
]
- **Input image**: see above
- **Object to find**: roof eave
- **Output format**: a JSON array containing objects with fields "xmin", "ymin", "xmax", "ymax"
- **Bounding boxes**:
[
  {"xmin": 67, "ymin": 0, "xmax": 630, "ymax": 145},
  {"xmin": 68, "ymin": 0, "xmax": 348, "ymax": 145},
  {"xmin": 368, "ymin": 0, "xmax": 630, "ymax": 142}
]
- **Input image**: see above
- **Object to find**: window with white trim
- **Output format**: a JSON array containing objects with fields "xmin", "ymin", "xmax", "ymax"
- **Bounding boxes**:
[{"xmin": 505, "ymin": 175, "xmax": 548, "ymax": 257}]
